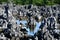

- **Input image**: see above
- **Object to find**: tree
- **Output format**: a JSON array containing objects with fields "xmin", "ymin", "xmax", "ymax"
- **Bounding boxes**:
[
  {"xmin": 0, "ymin": 0, "xmax": 60, "ymax": 5},
  {"xmin": 54, "ymin": 0, "xmax": 60, "ymax": 4},
  {"xmin": 46, "ymin": 0, "xmax": 55, "ymax": 5},
  {"xmin": 33, "ymin": 0, "xmax": 44, "ymax": 6},
  {"xmin": 21, "ymin": 0, "xmax": 26, "ymax": 5}
]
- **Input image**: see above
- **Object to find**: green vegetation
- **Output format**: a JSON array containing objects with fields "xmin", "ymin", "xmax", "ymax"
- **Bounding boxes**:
[
  {"xmin": 0, "ymin": 0, "xmax": 8, "ymax": 4},
  {"xmin": 0, "ymin": 0, "xmax": 60, "ymax": 5}
]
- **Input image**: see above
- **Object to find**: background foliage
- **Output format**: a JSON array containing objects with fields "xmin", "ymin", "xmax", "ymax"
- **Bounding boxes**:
[{"xmin": 0, "ymin": 0, "xmax": 60, "ymax": 5}]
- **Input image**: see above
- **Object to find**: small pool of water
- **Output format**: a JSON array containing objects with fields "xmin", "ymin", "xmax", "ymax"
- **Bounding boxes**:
[{"xmin": 16, "ymin": 20, "xmax": 41, "ymax": 36}]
